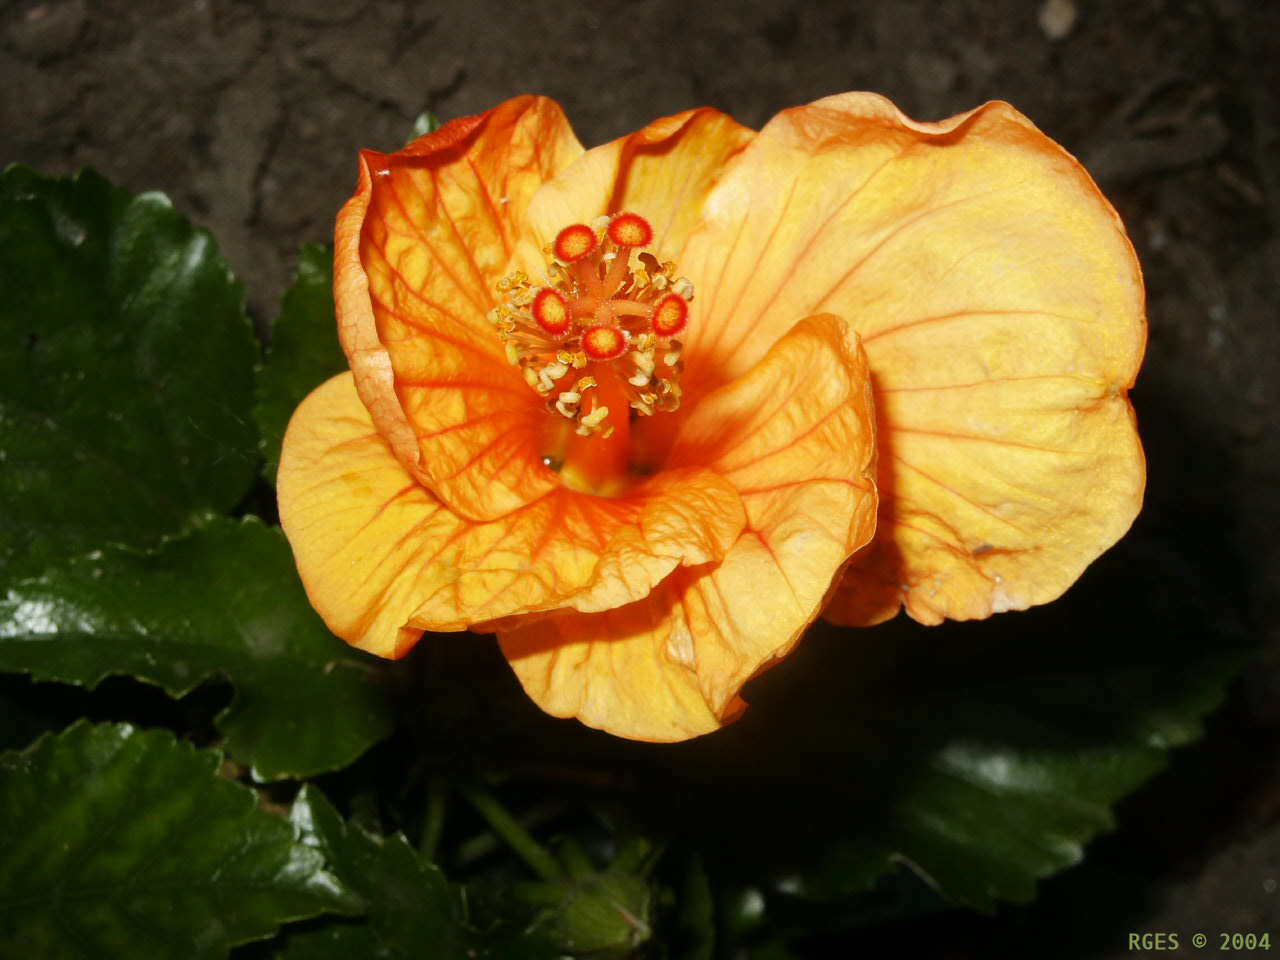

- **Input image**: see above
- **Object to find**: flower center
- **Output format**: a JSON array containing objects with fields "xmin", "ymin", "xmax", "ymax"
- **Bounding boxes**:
[{"xmin": 490, "ymin": 212, "xmax": 691, "ymax": 444}]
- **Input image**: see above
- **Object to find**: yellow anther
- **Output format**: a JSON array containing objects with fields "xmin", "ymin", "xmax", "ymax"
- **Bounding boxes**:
[
  {"xmin": 657, "ymin": 380, "xmax": 682, "ymax": 411},
  {"xmin": 538, "ymin": 361, "xmax": 569, "ymax": 393},
  {"xmin": 576, "ymin": 403, "xmax": 611, "ymax": 436},
  {"xmin": 491, "ymin": 210, "xmax": 689, "ymax": 439},
  {"xmin": 554, "ymin": 391, "xmax": 581, "ymax": 419}
]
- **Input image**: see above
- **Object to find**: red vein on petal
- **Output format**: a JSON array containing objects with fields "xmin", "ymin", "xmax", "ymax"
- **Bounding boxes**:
[
  {"xmin": 734, "ymin": 476, "xmax": 861, "ymax": 498},
  {"xmin": 380, "ymin": 171, "xmax": 488, "ymax": 317},
  {"xmin": 475, "ymin": 431, "xmax": 539, "ymax": 486},
  {"xmin": 809, "ymin": 189, "xmax": 1000, "ymax": 314},
  {"xmin": 322, "ymin": 430, "xmax": 385, "ymax": 455},
  {"xmin": 702, "ymin": 176, "xmax": 801, "ymax": 365},
  {"xmin": 741, "ymin": 139, "xmax": 916, "ymax": 328},
  {"xmin": 464, "ymin": 155, "xmax": 513, "ymax": 259},
  {"xmin": 411, "ymin": 409, "xmax": 515, "ymax": 442},
  {"xmin": 697, "ymin": 574, "xmax": 738, "ymax": 653},
  {"xmin": 395, "ymin": 376, "xmax": 529, "ymax": 396},
  {"xmin": 528, "ymin": 493, "xmax": 569, "ymax": 561},
  {"xmin": 427, "ymin": 165, "xmax": 495, "ymax": 300},
  {"xmin": 894, "ymin": 518, "xmax": 965, "ymax": 551},
  {"xmin": 638, "ymin": 112, "xmax": 702, "ymax": 248},
  {"xmin": 349, "ymin": 482, "xmax": 426, "ymax": 539},
  {"xmin": 877, "ymin": 373, "xmax": 1096, "ymax": 393},
  {"xmin": 527, "ymin": 121, "xmax": 547, "ymax": 176},
  {"xmin": 364, "ymin": 243, "xmax": 486, "ymax": 331},
  {"xmin": 346, "ymin": 511, "xmax": 471, "ymax": 635},
  {"xmin": 862, "ymin": 308, "xmax": 1081, "ymax": 346},
  {"xmin": 891, "ymin": 426, "xmax": 1076, "ymax": 454},
  {"xmin": 717, "ymin": 400, "xmax": 849, "ymax": 477},
  {"xmin": 891, "ymin": 454, "xmax": 1029, "ymax": 533},
  {"xmin": 669, "ymin": 123, "xmax": 753, "ymax": 264},
  {"xmin": 367, "ymin": 290, "xmax": 500, "ymax": 363},
  {"xmin": 745, "ymin": 527, "xmax": 799, "ymax": 605},
  {"xmin": 440, "ymin": 423, "xmax": 534, "ymax": 481}
]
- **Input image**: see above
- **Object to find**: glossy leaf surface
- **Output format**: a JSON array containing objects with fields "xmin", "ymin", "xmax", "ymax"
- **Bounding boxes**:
[
  {"xmin": 254, "ymin": 243, "xmax": 345, "ymax": 484},
  {"xmin": 0, "ymin": 517, "xmax": 393, "ymax": 780},
  {"xmin": 0, "ymin": 721, "xmax": 358, "ymax": 959},
  {"xmin": 0, "ymin": 166, "xmax": 258, "ymax": 584},
  {"xmin": 395, "ymin": 542, "xmax": 1243, "ymax": 915},
  {"xmin": 620, "ymin": 555, "xmax": 1246, "ymax": 912},
  {"xmin": 275, "ymin": 785, "xmax": 562, "ymax": 960}
]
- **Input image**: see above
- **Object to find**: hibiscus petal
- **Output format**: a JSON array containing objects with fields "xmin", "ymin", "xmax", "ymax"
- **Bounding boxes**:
[
  {"xmin": 523, "ymin": 107, "xmax": 754, "ymax": 264},
  {"xmin": 499, "ymin": 316, "xmax": 878, "ymax": 740},
  {"xmin": 681, "ymin": 92, "xmax": 1145, "ymax": 625},
  {"xmin": 277, "ymin": 373, "xmax": 745, "ymax": 659},
  {"xmin": 338, "ymin": 95, "xmax": 584, "ymax": 522}
]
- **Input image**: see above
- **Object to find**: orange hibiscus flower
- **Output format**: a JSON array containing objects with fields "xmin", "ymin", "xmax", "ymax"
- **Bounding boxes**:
[{"xmin": 278, "ymin": 93, "xmax": 1144, "ymax": 741}]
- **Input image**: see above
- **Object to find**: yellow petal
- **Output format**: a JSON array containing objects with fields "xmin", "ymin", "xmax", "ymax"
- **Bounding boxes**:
[
  {"xmin": 523, "ymin": 107, "xmax": 754, "ymax": 265},
  {"xmin": 499, "ymin": 316, "xmax": 878, "ymax": 741},
  {"xmin": 680, "ymin": 92, "xmax": 1145, "ymax": 624},
  {"xmin": 338, "ymin": 95, "xmax": 585, "ymax": 521},
  {"xmin": 277, "ymin": 373, "xmax": 745, "ymax": 658}
]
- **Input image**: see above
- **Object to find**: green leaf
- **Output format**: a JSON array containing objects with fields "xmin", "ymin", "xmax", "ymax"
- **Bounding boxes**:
[
  {"xmin": 0, "ymin": 517, "xmax": 393, "ymax": 780},
  {"xmin": 0, "ymin": 721, "xmax": 359, "ymax": 959},
  {"xmin": 521, "ymin": 870, "xmax": 653, "ymax": 956},
  {"xmin": 524, "ymin": 546, "xmax": 1247, "ymax": 919},
  {"xmin": 275, "ymin": 785, "xmax": 474, "ymax": 959},
  {"xmin": 253, "ymin": 244, "xmax": 345, "ymax": 484},
  {"xmin": 0, "ymin": 166, "xmax": 259, "ymax": 584},
  {"xmin": 410, "ymin": 111, "xmax": 443, "ymax": 139},
  {"xmin": 0, "ymin": 688, "xmax": 51, "ymax": 753},
  {"xmin": 652, "ymin": 583, "xmax": 1247, "ymax": 915},
  {"xmin": 778, "ymin": 624, "xmax": 1241, "ymax": 910},
  {"xmin": 275, "ymin": 787, "xmax": 566, "ymax": 960},
  {"xmin": 676, "ymin": 856, "xmax": 714, "ymax": 960}
]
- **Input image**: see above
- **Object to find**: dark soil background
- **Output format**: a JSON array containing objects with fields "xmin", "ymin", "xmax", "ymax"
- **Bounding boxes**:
[{"xmin": 4, "ymin": 0, "xmax": 1278, "ymax": 955}]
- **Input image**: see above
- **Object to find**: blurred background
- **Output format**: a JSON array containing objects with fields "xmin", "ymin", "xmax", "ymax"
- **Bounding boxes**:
[{"xmin": 4, "ymin": 0, "xmax": 1277, "ymax": 954}]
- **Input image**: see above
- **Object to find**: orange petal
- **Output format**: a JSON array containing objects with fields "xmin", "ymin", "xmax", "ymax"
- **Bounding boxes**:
[
  {"xmin": 277, "ymin": 373, "xmax": 745, "ymax": 658},
  {"xmin": 338, "ymin": 95, "xmax": 585, "ymax": 521},
  {"xmin": 523, "ymin": 107, "xmax": 754, "ymax": 265},
  {"xmin": 680, "ymin": 92, "xmax": 1145, "ymax": 624},
  {"xmin": 499, "ymin": 316, "xmax": 878, "ymax": 741}
]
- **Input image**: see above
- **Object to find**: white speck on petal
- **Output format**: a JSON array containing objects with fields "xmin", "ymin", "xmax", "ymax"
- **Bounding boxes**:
[{"xmin": 665, "ymin": 615, "xmax": 696, "ymax": 668}]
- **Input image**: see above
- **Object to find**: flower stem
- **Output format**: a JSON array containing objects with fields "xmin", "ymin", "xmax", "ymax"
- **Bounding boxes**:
[
  {"xmin": 457, "ymin": 781, "xmax": 563, "ymax": 882},
  {"xmin": 418, "ymin": 776, "xmax": 449, "ymax": 861}
]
